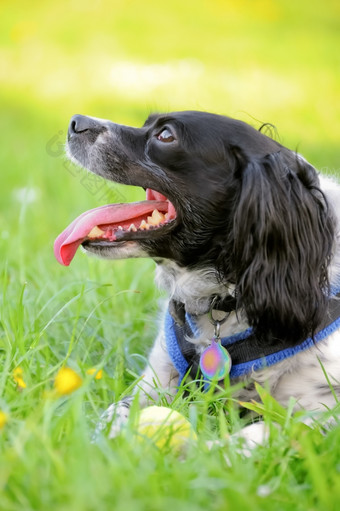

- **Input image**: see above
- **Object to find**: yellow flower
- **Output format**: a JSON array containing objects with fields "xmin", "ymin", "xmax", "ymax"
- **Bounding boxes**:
[
  {"xmin": 13, "ymin": 367, "xmax": 27, "ymax": 389},
  {"xmin": 54, "ymin": 367, "xmax": 82, "ymax": 395},
  {"xmin": 86, "ymin": 368, "xmax": 103, "ymax": 380},
  {"xmin": 0, "ymin": 411, "xmax": 8, "ymax": 430}
]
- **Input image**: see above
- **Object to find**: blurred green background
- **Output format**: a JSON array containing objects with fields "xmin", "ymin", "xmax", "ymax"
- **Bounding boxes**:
[
  {"xmin": 1, "ymin": 0, "xmax": 339, "ymax": 273},
  {"xmin": 0, "ymin": 4, "xmax": 340, "ymax": 508}
]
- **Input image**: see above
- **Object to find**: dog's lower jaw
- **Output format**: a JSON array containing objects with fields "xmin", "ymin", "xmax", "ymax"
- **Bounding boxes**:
[{"xmin": 81, "ymin": 240, "xmax": 149, "ymax": 260}]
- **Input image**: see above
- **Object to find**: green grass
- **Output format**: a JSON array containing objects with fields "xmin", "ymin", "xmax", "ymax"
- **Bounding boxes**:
[{"xmin": 1, "ymin": 0, "xmax": 340, "ymax": 509}]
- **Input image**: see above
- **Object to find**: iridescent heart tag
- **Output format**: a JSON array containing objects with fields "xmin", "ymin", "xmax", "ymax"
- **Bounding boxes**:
[{"xmin": 199, "ymin": 338, "xmax": 232, "ymax": 381}]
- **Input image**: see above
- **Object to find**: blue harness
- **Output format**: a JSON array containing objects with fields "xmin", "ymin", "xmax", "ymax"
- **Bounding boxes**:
[{"xmin": 165, "ymin": 290, "xmax": 340, "ymax": 386}]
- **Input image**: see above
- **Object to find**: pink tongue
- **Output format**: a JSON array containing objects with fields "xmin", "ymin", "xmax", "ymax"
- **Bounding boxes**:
[{"xmin": 54, "ymin": 200, "xmax": 167, "ymax": 266}]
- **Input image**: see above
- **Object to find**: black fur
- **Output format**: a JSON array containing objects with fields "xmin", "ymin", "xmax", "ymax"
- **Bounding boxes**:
[
  {"xmin": 221, "ymin": 152, "xmax": 334, "ymax": 345},
  {"xmin": 67, "ymin": 111, "xmax": 335, "ymax": 348}
]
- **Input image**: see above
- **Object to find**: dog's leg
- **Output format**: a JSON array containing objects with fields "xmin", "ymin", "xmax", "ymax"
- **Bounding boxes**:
[
  {"xmin": 93, "ymin": 398, "xmax": 132, "ymax": 440},
  {"xmin": 94, "ymin": 329, "xmax": 179, "ymax": 439},
  {"xmin": 136, "ymin": 329, "xmax": 180, "ymax": 406}
]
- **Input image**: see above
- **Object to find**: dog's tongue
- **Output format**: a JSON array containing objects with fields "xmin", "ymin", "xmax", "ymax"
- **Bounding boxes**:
[{"xmin": 54, "ymin": 199, "xmax": 167, "ymax": 266}]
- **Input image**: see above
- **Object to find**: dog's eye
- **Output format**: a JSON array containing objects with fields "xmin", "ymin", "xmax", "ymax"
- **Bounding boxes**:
[{"xmin": 157, "ymin": 128, "xmax": 175, "ymax": 143}]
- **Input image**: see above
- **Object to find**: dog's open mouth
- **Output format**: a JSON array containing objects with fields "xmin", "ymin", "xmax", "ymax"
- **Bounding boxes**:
[{"xmin": 54, "ymin": 188, "xmax": 177, "ymax": 266}]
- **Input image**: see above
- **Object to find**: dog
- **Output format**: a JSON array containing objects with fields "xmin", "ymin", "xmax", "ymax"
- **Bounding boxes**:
[{"xmin": 54, "ymin": 110, "xmax": 340, "ymax": 445}]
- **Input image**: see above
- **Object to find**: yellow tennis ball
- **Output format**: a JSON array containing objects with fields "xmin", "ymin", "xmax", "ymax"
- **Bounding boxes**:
[{"xmin": 137, "ymin": 406, "xmax": 197, "ymax": 452}]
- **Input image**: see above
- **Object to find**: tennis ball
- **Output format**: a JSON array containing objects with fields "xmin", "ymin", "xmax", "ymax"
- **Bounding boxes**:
[{"xmin": 137, "ymin": 406, "xmax": 197, "ymax": 452}]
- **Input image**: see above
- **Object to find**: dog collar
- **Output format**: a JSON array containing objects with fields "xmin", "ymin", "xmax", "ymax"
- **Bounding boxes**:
[
  {"xmin": 168, "ymin": 295, "xmax": 237, "ymax": 327},
  {"xmin": 165, "ymin": 290, "xmax": 340, "ymax": 386}
]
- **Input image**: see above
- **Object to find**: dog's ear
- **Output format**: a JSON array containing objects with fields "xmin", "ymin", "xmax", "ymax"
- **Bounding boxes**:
[{"xmin": 228, "ymin": 152, "xmax": 335, "ymax": 345}]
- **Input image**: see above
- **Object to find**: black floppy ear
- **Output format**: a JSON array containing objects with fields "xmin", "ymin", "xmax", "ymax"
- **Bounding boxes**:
[{"xmin": 231, "ymin": 152, "xmax": 334, "ymax": 345}]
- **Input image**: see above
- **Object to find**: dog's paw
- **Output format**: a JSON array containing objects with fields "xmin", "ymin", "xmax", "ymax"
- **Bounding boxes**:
[
  {"xmin": 92, "ymin": 397, "xmax": 132, "ymax": 441},
  {"xmin": 206, "ymin": 422, "xmax": 269, "ymax": 462},
  {"xmin": 230, "ymin": 421, "xmax": 269, "ymax": 456}
]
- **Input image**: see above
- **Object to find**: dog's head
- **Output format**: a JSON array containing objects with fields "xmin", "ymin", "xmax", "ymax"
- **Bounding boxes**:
[{"xmin": 55, "ymin": 111, "xmax": 335, "ymax": 345}]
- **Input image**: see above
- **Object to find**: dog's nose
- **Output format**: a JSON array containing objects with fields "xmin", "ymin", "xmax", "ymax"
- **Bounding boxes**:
[{"xmin": 68, "ymin": 114, "xmax": 92, "ymax": 138}]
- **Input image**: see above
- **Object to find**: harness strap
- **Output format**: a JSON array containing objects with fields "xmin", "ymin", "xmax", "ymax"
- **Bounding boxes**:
[{"xmin": 165, "ymin": 291, "xmax": 340, "ymax": 384}]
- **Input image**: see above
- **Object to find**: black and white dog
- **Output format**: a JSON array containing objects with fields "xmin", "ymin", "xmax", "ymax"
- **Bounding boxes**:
[{"xmin": 55, "ymin": 111, "xmax": 340, "ymax": 443}]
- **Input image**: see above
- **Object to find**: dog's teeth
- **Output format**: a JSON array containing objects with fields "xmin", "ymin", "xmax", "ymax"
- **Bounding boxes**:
[
  {"xmin": 140, "ymin": 220, "xmax": 150, "ymax": 230},
  {"xmin": 88, "ymin": 226, "xmax": 105, "ymax": 239},
  {"xmin": 152, "ymin": 209, "xmax": 165, "ymax": 222},
  {"xmin": 128, "ymin": 223, "xmax": 137, "ymax": 232},
  {"xmin": 148, "ymin": 209, "xmax": 165, "ymax": 226},
  {"xmin": 118, "ymin": 226, "xmax": 124, "ymax": 231}
]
